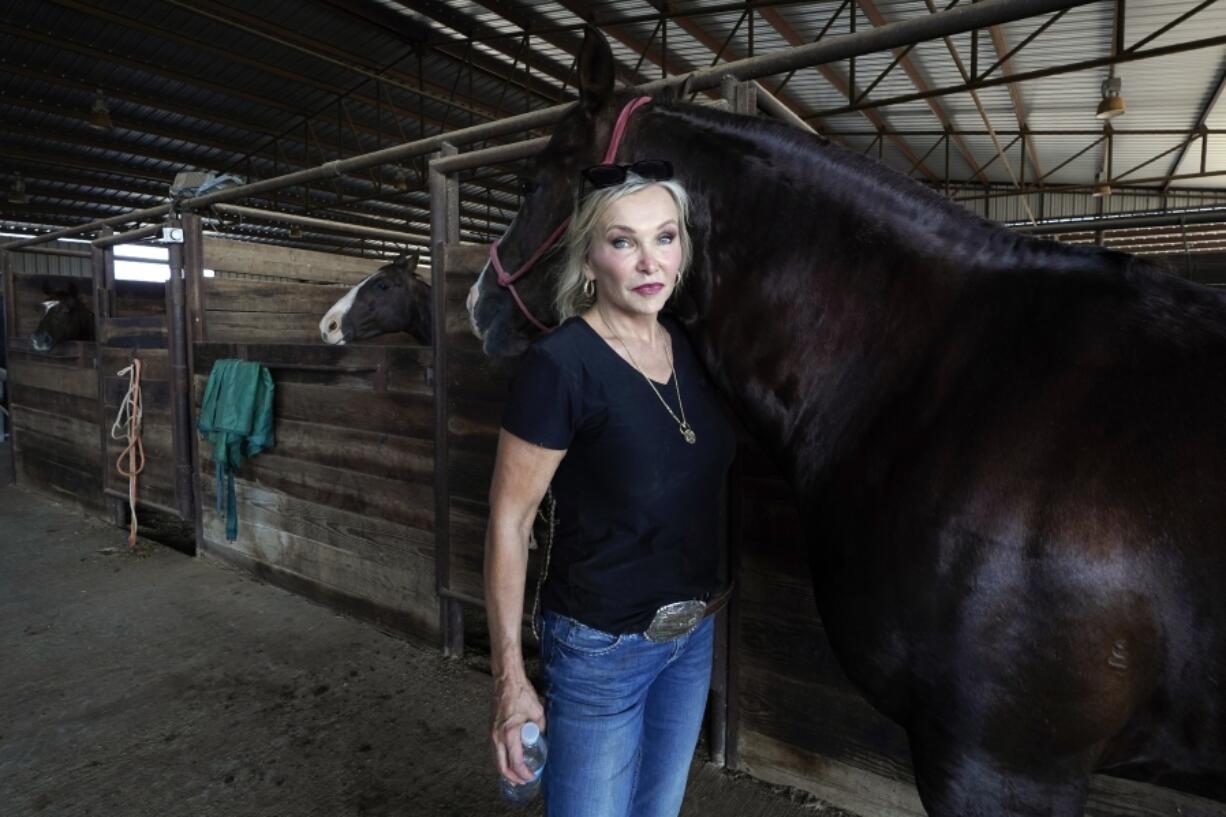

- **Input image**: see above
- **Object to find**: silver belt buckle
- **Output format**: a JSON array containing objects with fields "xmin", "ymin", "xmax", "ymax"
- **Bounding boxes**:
[{"xmin": 644, "ymin": 600, "xmax": 706, "ymax": 642}]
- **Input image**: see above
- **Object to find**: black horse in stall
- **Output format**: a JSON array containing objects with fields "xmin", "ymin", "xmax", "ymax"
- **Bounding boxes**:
[
  {"xmin": 32, "ymin": 280, "xmax": 94, "ymax": 352},
  {"xmin": 467, "ymin": 29, "xmax": 1226, "ymax": 817},
  {"xmin": 319, "ymin": 252, "xmax": 432, "ymax": 345}
]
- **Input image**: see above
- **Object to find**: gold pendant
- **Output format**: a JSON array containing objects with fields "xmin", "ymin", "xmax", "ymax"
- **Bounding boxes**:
[{"xmin": 681, "ymin": 423, "xmax": 697, "ymax": 444}]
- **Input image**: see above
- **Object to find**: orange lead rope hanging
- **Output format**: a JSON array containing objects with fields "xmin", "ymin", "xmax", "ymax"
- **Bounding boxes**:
[{"xmin": 111, "ymin": 358, "xmax": 145, "ymax": 549}]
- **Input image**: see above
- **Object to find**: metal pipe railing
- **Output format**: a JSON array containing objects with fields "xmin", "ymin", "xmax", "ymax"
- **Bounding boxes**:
[
  {"xmin": 92, "ymin": 224, "xmax": 162, "ymax": 248},
  {"xmin": 1015, "ymin": 208, "xmax": 1226, "ymax": 234},
  {"xmin": 212, "ymin": 203, "xmax": 431, "ymax": 244}
]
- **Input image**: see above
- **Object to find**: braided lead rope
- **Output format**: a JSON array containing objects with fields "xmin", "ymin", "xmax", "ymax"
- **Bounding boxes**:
[{"xmin": 111, "ymin": 359, "xmax": 145, "ymax": 549}]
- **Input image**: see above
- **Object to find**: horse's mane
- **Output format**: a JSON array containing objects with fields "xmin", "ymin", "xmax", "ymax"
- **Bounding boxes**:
[{"xmin": 650, "ymin": 97, "xmax": 1150, "ymax": 280}]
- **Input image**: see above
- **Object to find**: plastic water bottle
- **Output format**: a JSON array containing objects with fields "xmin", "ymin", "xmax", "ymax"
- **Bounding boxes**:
[{"xmin": 499, "ymin": 722, "xmax": 547, "ymax": 805}]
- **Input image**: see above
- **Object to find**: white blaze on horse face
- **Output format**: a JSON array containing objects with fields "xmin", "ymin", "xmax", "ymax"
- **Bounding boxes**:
[
  {"xmin": 41, "ymin": 300, "xmax": 59, "ymax": 313},
  {"xmin": 466, "ymin": 279, "xmax": 483, "ymax": 340},
  {"xmin": 319, "ymin": 273, "xmax": 374, "ymax": 345}
]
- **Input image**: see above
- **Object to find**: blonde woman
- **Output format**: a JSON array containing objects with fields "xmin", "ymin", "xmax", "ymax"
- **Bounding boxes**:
[{"xmin": 485, "ymin": 162, "xmax": 736, "ymax": 817}]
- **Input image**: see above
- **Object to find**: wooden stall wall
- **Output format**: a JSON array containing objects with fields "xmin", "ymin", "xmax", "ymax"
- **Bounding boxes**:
[
  {"xmin": 440, "ymin": 245, "xmax": 528, "ymax": 607},
  {"xmin": 100, "ymin": 281, "xmax": 177, "ymax": 516},
  {"xmin": 192, "ymin": 237, "xmax": 438, "ymax": 640},
  {"xmin": 3, "ymin": 272, "xmax": 102, "ymax": 512}
]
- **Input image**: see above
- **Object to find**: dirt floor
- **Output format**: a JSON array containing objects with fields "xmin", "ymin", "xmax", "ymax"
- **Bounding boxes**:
[{"xmin": 0, "ymin": 484, "xmax": 853, "ymax": 817}]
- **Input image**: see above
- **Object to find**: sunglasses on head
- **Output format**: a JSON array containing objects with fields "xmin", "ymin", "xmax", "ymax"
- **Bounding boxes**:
[{"xmin": 580, "ymin": 159, "xmax": 674, "ymax": 191}]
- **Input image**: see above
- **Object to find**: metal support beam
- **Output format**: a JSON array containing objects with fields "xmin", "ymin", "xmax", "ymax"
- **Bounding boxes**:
[
  {"xmin": 809, "ymin": 28, "xmax": 1226, "ymax": 119},
  {"xmin": 758, "ymin": 6, "xmax": 941, "ymax": 181},
  {"xmin": 211, "ymin": 204, "xmax": 430, "ymax": 244},
  {"xmin": 1160, "ymin": 59, "xmax": 1226, "ymax": 193}
]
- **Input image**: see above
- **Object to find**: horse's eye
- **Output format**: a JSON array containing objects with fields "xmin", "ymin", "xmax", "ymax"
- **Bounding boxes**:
[
  {"xmin": 377, "ymin": 280, "xmax": 389, "ymax": 291},
  {"xmin": 518, "ymin": 177, "xmax": 538, "ymax": 196}
]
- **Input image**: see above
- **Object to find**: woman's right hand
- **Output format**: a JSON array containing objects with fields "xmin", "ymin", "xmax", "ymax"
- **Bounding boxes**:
[{"xmin": 491, "ymin": 672, "xmax": 546, "ymax": 785}]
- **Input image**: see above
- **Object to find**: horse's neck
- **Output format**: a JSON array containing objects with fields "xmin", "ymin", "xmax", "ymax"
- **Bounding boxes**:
[
  {"xmin": 642, "ymin": 107, "xmax": 989, "ymax": 491},
  {"xmin": 409, "ymin": 279, "xmax": 433, "ymax": 341}
]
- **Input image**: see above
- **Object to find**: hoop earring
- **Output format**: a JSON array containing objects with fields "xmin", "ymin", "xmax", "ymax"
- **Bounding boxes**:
[{"xmin": 583, "ymin": 278, "xmax": 596, "ymax": 299}]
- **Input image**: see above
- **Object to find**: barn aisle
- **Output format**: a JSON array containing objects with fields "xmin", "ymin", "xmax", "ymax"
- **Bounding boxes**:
[{"xmin": 0, "ymin": 485, "xmax": 846, "ymax": 817}]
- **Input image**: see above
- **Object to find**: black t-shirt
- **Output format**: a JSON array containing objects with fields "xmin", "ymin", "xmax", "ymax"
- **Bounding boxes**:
[{"xmin": 501, "ymin": 314, "xmax": 736, "ymax": 634}]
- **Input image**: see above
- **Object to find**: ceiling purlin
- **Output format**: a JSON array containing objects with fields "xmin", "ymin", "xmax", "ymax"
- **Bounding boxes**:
[
  {"xmin": 36, "ymin": 0, "xmax": 498, "ymax": 128},
  {"xmin": 987, "ymin": 25, "xmax": 1044, "ymax": 181},
  {"xmin": 638, "ymin": 0, "xmax": 829, "ymax": 143},
  {"xmin": 0, "ymin": 21, "xmax": 313, "ymax": 119},
  {"xmin": 158, "ymin": 0, "xmax": 507, "ymax": 122},
  {"xmin": 0, "ymin": 93, "xmax": 349, "ymax": 178},
  {"xmin": 855, "ymin": 0, "xmax": 989, "ymax": 186},
  {"xmin": 464, "ymin": 0, "xmax": 648, "ymax": 88},
  {"xmin": 0, "ymin": 144, "xmax": 174, "ymax": 185},
  {"xmin": 373, "ymin": 0, "xmax": 573, "ymax": 101},
  {"xmin": 1160, "ymin": 58, "xmax": 1226, "ymax": 194},
  {"xmin": 3, "ymin": 62, "xmax": 298, "ymax": 140},
  {"xmin": 757, "ymin": 7, "xmax": 941, "ymax": 183},
  {"xmin": 549, "ymin": 0, "xmax": 723, "ymax": 101}
]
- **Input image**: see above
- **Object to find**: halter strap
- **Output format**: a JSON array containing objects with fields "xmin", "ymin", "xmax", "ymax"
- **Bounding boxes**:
[{"xmin": 488, "ymin": 95, "xmax": 653, "ymax": 334}]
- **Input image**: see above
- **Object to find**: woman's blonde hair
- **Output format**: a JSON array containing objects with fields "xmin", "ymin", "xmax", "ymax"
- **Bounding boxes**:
[{"xmin": 554, "ymin": 174, "xmax": 693, "ymax": 321}]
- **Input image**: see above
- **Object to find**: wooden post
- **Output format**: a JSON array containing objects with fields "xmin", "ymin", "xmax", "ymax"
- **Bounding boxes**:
[
  {"xmin": 92, "ymin": 230, "xmax": 123, "ymax": 526},
  {"xmin": 1, "ymin": 249, "xmax": 16, "ymax": 485},
  {"xmin": 182, "ymin": 211, "xmax": 205, "ymax": 556},
  {"xmin": 183, "ymin": 212, "xmax": 207, "ymax": 344},
  {"xmin": 705, "ymin": 79, "xmax": 758, "ymax": 769},
  {"xmin": 431, "ymin": 142, "xmax": 464, "ymax": 659},
  {"xmin": 165, "ymin": 217, "xmax": 194, "ymax": 521}
]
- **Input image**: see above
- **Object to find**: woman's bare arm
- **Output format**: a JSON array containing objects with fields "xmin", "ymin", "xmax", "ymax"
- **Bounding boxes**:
[{"xmin": 485, "ymin": 428, "xmax": 566, "ymax": 785}]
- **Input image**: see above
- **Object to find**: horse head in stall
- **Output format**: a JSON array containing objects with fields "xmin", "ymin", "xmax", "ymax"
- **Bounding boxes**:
[
  {"xmin": 31, "ymin": 280, "xmax": 95, "ymax": 352},
  {"xmin": 319, "ymin": 252, "xmax": 431, "ymax": 345},
  {"xmin": 468, "ymin": 27, "xmax": 1226, "ymax": 817}
]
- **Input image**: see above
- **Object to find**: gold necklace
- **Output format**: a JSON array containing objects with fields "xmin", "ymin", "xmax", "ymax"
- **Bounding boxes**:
[{"xmin": 597, "ymin": 306, "xmax": 696, "ymax": 444}]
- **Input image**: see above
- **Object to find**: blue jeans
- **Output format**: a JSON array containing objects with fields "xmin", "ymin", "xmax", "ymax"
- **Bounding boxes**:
[{"xmin": 538, "ymin": 609, "xmax": 715, "ymax": 817}]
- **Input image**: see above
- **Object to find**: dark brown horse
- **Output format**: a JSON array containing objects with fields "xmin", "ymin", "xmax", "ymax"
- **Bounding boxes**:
[
  {"xmin": 32, "ymin": 280, "xmax": 94, "ymax": 352},
  {"xmin": 319, "ymin": 253, "xmax": 431, "ymax": 345},
  {"xmin": 467, "ymin": 29, "xmax": 1226, "ymax": 817}
]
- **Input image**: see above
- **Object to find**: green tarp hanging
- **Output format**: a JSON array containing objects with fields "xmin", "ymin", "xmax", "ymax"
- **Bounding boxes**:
[{"xmin": 197, "ymin": 359, "xmax": 274, "ymax": 541}]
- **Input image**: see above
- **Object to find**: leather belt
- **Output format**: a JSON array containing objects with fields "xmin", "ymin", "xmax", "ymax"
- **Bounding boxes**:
[{"xmin": 643, "ymin": 584, "xmax": 734, "ymax": 642}]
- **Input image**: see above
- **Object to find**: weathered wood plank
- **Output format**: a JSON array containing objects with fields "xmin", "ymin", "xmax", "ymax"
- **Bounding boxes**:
[
  {"xmin": 203, "ymin": 279, "xmax": 349, "ymax": 314},
  {"xmin": 202, "ymin": 236, "xmax": 383, "ymax": 285},
  {"xmin": 200, "ymin": 513, "xmax": 433, "ymax": 614},
  {"xmin": 200, "ymin": 477, "xmax": 433, "ymax": 569},
  {"xmin": 6, "ymin": 356, "xmax": 98, "ymax": 399},
  {"xmin": 202, "ymin": 311, "xmax": 326, "ymax": 344},
  {"xmin": 198, "ymin": 447, "xmax": 433, "ymax": 532},
  {"xmin": 15, "ymin": 446, "xmax": 103, "ymax": 511},
  {"xmin": 198, "ymin": 535, "xmax": 437, "ymax": 641},
  {"xmin": 269, "ymin": 418, "xmax": 434, "ymax": 485},
  {"xmin": 9, "ymin": 382, "xmax": 98, "ymax": 423},
  {"xmin": 274, "ymin": 381, "xmax": 434, "ymax": 440},
  {"xmin": 12, "ymin": 419, "xmax": 100, "ymax": 470}
]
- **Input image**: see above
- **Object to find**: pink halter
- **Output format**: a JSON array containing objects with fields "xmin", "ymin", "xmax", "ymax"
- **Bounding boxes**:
[{"xmin": 488, "ymin": 95, "xmax": 654, "ymax": 333}]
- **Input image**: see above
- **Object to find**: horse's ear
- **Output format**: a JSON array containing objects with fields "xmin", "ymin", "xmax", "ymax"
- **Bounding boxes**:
[
  {"xmin": 578, "ymin": 26, "xmax": 615, "ymax": 116},
  {"xmin": 42, "ymin": 280, "xmax": 53, "ymax": 296}
]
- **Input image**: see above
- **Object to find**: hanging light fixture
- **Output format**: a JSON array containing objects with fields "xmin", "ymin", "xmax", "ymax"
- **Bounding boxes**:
[
  {"xmin": 289, "ymin": 225, "xmax": 303, "ymax": 239},
  {"xmin": 8, "ymin": 174, "xmax": 30, "ymax": 205},
  {"xmin": 391, "ymin": 166, "xmax": 409, "ymax": 192},
  {"xmin": 88, "ymin": 89, "xmax": 114, "ymax": 131},
  {"xmin": 1092, "ymin": 170, "xmax": 1112, "ymax": 198},
  {"xmin": 1096, "ymin": 76, "xmax": 1126, "ymax": 120}
]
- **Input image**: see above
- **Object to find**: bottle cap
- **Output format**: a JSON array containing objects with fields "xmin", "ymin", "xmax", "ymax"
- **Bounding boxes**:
[{"xmin": 521, "ymin": 722, "xmax": 540, "ymax": 746}]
